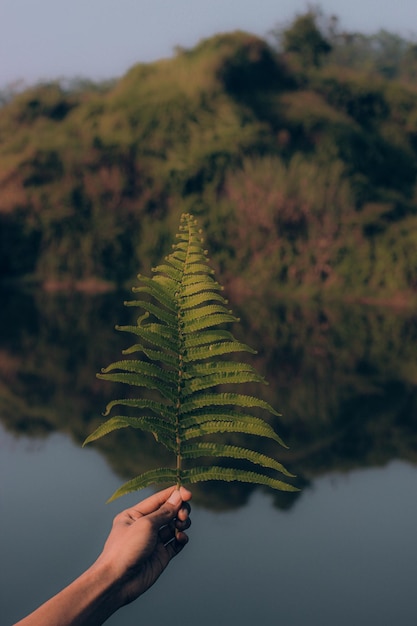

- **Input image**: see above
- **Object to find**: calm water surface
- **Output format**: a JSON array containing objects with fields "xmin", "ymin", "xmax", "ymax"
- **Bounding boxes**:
[{"xmin": 1, "ymin": 423, "xmax": 416, "ymax": 626}]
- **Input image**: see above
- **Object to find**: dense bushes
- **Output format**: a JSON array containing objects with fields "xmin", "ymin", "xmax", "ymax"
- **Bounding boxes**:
[{"xmin": 0, "ymin": 23, "xmax": 417, "ymax": 303}]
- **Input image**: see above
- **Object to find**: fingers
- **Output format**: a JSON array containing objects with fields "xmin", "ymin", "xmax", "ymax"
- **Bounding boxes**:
[
  {"xmin": 176, "ymin": 500, "xmax": 191, "ymax": 522},
  {"xmin": 168, "ymin": 486, "xmax": 192, "ymax": 505},
  {"xmin": 156, "ymin": 494, "xmax": 192, "ymax": 548},
  {"xmin": 115, "ymin": 485, "xmax": 192, "ymax": 560},
  {"xmin": 175, "ymin": 514, "xmax": 191, "ymax": 532},
  {"xmin": 126, "ymin": 486, "xmax": 192, "ymax": 520},
  {"xmin": 148, "ymin": 489, "xmax": 189, "ymax": 527},
  {"xmin": 158, "ymin": 523, "xmax": 190, "ymax": 547},
  {"xmin": 164, "ymin": 531, "xmax": 189, "ymax": 559},
  {"xmin": 128, "ymin": 486, "xmax": 181, "ymax": 517},
  {"xmin": 158, "ymin": 507, "xmax": 192, "ymax": 545}
]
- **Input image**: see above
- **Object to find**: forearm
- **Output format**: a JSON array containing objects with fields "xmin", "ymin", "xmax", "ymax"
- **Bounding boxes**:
[
  {"xmin": 14, "ymin": 561, "xmax": 123, "ymax": 626},
  {"xmin": 14, "ymin": 487, "xmax": 191, "ymax": 626}
]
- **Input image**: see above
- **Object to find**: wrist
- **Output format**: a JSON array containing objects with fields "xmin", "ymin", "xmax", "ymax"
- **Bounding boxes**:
[{"xmin": 86, "ymin": 558, "xmax": 126, "ymax": 614}]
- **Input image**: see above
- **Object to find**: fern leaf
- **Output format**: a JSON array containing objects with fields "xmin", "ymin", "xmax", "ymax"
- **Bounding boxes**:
[
  {"xmin": 180, "ymin": 415, "xmax": 288, "ymax": 447},
  {"xmin": 116, "ymin": 324, "xmax": 178, "ymax": 353},
  {"xmin": 179, "ymin": 290, "xmax": 228, "ymax": 309},
  {"xmin": 121, "ymin": 343, "xmax": 178, "ymax": 368},
  {"xmin": 183, "ymin": 330, "xmax": 236, "ymax": 349},
  {"xmin": 84, "ymin": 212, "xmax": 297, "ymax": 500},
  {"xmin": 182, "ymin": 370, "xmax": 265, "ymax": 395},
  {"xmin": 181, "ymin": 467, "xmax": 299, "ymax": 492},
  {"xmin": 97, "ymin": 372, "xmax": 177, "ymax": 403},
  {"xmin": 188, "ymin": 361, "xmax": 261, "ymax": 378},
  {"xmin": 151, "ymin": 264, "xmax": 182, "ymax": 282},
  {"xmin": 132, "ymin": 281, "xmax": 176, "ymax": 312},
  {"xmin": 181, "ymin": 442, "xmax": 295, "ymax": 477},
  {"xmin": 181, "ymin": 273, "xmax": 217, "ymax": 288},
  {"xmin": 182, "ymin": 263, "xmax": 215, "ymax": 275},
  {"xmin": 186, "ymin": 341, "xmax": 257, "ymax": 361},
  {"xmin": 183, "ymin": 312, "xmax": 239, "ymax": 333},
  {"xmin": 123, "ymin": 300, "xmax": 177, "ymax": 326},
  {"xmin": 181, "ymin": 304, "xmax": 233, "ymax": 321},
  {"xmin": 101, "ymin": 360, "xmax": 177, "ymax": 384},
  {"xmin": 83, "ymin": 416, "xmax": 176, "ymax": 450},
  {"xmin": 180, "ymin": 282, "xmax": 222, "ymax": 298},
  {"xmin": 180, "ymin": 393, "xmax": 280, "ymax": 416},
  {"xmin": 107, "ymin": 468, "xmax": 180, "ymax": 502},
  {"xmin": 102, "ymin": 398, "xmax": 175, "ymax": 420},
  {"xmin": 163, "ymin": 254, "xmax": 185, "ymax": 270}
]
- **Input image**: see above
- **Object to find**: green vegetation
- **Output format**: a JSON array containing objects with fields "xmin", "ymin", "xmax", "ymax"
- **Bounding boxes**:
[
  {"xmin": 83, "ymin": 214, "xmax": 296, "ymax": 500},
  {"xmin": 1, "ymin": 11, "xmax": 417, "ymax": 304}
]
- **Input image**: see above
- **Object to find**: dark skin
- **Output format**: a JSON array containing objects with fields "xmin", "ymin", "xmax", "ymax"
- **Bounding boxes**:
[{"xmin": 15, "ymin": 486, "xmax": 192, "ymax": 626}]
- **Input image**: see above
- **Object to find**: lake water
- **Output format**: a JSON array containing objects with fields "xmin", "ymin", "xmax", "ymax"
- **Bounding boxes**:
[{"xmin": 1, "ymin": 289, "xmax": 417, "ymax": 625}]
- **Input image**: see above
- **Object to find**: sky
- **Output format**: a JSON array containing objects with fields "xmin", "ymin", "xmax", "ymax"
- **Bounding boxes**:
[{"xmin": 2, "ymin": 0, "xmax": 417, "ymax": 89}]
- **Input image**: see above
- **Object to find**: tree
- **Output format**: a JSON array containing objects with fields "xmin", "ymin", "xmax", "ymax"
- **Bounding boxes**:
[{"xmin": 277, "ymin": 9, "xmax": 332, "ymax": 68}]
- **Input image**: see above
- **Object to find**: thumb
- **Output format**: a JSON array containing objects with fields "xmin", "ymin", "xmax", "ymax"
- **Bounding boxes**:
[{"xmin": 147, "ymin": 489, "xmax": 183, "ymax": 526}]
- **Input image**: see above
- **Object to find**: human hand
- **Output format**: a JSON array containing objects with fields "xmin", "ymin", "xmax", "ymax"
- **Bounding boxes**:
[
  {"xmin": 14, "ymin": 486, "xmax": 191, "ymax": 626},
  {"xmin": 94, "ymin": 485, "xmax": 192, "ymax": 607}
]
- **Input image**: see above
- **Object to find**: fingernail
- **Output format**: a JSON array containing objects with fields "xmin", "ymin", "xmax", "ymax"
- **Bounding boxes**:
[{"xmin": 167, "ymin": 489, "xmax": 181, "ymax": 506}]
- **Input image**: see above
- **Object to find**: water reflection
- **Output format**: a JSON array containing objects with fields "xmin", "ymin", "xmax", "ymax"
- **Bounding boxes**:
[
  {"xmin": 1, "ymin": 287, "xmax": 417, "ymax": 511},
  {"xmin": 3, "ymin": 423, "xmax": 417, "ymax": 626}
]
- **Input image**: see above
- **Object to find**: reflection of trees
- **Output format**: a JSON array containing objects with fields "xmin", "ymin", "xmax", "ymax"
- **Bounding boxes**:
[
  {"xmin": 0, "ymin": 289, "xmax": 127, "ymax": 438},
  {"xmin": 1, "ymin": 288, "xmax": 417, "ymax": 511},
  {"xmin": 237, "ymin": 299, "xmax": 417, "ymax": 476}
]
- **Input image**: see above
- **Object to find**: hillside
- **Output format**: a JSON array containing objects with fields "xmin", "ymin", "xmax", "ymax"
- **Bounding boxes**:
[{"xmin": 1, "ymin": 28, "xmax": 417, "ymax": 303}]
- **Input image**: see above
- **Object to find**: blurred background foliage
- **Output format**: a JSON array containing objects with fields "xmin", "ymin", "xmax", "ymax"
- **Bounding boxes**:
[{"xmin": 1, "ymin": 8, "xmax": 417, "ymax": 305}]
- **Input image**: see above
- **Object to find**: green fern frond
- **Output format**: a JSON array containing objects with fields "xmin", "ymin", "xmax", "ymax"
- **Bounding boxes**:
[
  {"xmin": 84, "ymin": 416, "xmax": 176, "ymax": 450},
  {"xmin": 181, "ymin": 442, "xmax": 295, "ymax": 477},
  {"xmin": 102, "ymin": 398, "xmax": 174, "ymax": 420},
  {"xmin": 121, "ymin": 343, "xmax": 178, "ymax": 367},
  {"xmin": 132, "ymin": 281, "xmax": 176, "ymax": 312},
  {"xmin": 100, "ymin": 360, "xmax": 178, "ymax": 384},
  {"xmin": 97, "ymin": 372, "xmax": 177, "ymax": 403},
  {"xmin": 107, "ymin": 465, "xmax": 298, "ymax": 503},
  {"xmin": 84, "ymin": 212, "xmax": 298, "ymax": 499},
  {"xmin": 180, "ymin": 413, "xmax": 287, "ymax": 446},
  {"xmin": 188, "ymin": 361, "xmax": 260, "ymax": 377},
  {"xmin": 182, "ymin": 312, "xmax": 239, "ymax": 333},
  {"xmin": 107, "ymin": 468, "xmax": 180, "ymax": 502},
  {"xmin": 181, "ymin": 304, "xmax": 234, "ymax": 321},
  {"xmin": 115, "ymin": 324, "xmax": 178, "ymax": 353},
  {"xmin": 182, "ymin": 369, "xmax": 265, "ymax": 395},
  {"xmin": 182, "ymin": 467, "xmax": 298, "ymax": 492},
  {"xmin": 183, "ymin": 329, "xmax": 236, "ymax": 349},
  {"xmin": 179, "ymin": 393, "xmax": 280, "ymax": 416},
  {"xmin": 124, "ymin": 300, "xmax": 177, "ymax": 326},
  {"xmin": 185, "ymin": 341, "xmax": 256, "ymax": 361},
  {"xmin": 180, "ymin": 290, "xmax": 228, "ymax": 309}
]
